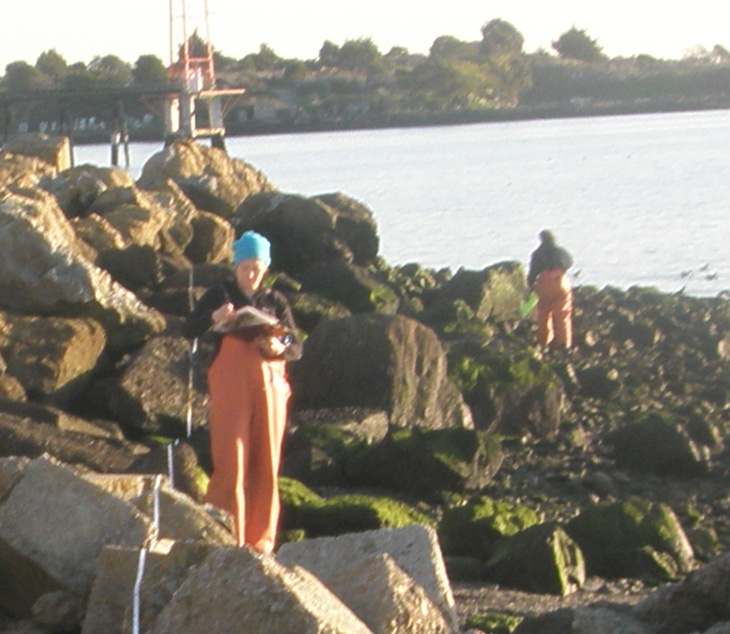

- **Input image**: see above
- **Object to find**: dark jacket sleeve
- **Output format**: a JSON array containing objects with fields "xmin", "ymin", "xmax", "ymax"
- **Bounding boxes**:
[
  {"xmin": 527, "ymin": 248, "xmax": 544, "ymax": 287},
  {"xmin": 182, "ymin": 285, "xmax": 228, "ymax": 339},
  {"xmin": 527, "ymin": 245, "xmax": 572, "ymax": 286},
  {"xmin": 270, "ymin": 290, "xmax": 303, "ymax": 362}
]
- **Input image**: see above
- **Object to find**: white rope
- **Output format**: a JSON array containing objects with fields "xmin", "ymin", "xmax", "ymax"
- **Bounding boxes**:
[
  {"xmin": 166, "ymin": 442, "xmax": 176, "ymax": 490},
  {"xmin": 152, "ymin": 474, "xmax": 162, "ymax": 542},
  {"xmin": 132, "ymin": 547, "xmax": 147, "ymax": 634}
]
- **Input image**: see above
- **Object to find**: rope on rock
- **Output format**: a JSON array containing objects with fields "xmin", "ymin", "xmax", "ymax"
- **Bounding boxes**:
[
  {"xmin": 165, "ymin": 267, "xmax": 199, "ymax": 491},
  {"xmin": 132, "ymin": 547, "xmax": 147, "ymax": 634}
]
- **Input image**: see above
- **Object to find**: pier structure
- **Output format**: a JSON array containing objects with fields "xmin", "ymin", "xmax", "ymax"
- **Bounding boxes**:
[{"xmin": 164, "ymin": 0, "xmax": 245, "ymax": 148}]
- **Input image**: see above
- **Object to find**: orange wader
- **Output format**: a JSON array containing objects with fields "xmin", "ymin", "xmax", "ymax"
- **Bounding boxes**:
[
  {"xmin": 535, "ymin": 269, "xmax": 573, "ymax": 348},
  {"xmin": 205, "ymin": 335, "xmax": 291, "ymax": 552}
]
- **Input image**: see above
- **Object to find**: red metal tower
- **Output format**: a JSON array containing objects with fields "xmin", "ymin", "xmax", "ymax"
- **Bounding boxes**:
[{"xmin": 164, "ymin": 0, "xmax": 244, "ymax": 146}]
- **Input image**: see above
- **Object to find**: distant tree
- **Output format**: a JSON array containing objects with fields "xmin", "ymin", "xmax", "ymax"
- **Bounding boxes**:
[
  {"xmin": 387, "ymin": 46, "xmax": 410, "ymax": 59},
  {"xmin": 480, "ymin": 19, "xmax": 524, "ymax": 57},
  {"xmin": 183, "ymin": 30, "xmax": 209, "ymax": 58},
  {"xmin": 402, "ymin": 58, "xmax": 494, "ymax": 109},
  {"xmin": 283, "ymin": 60, "xmax": 308, "ymax": 80},
  {"xmin": 319, "ymin": 40, "xmax": 340, "ymax": 67},
  {"xmin": 479, "ymin": 19, "xmax": 531, "ymax": 106},
  {"xmin": 3, "ymin": 61, "xmax": 46, "ymax": 91},
  {"xmin": 213, "ymin": 50, "xmax": 238, "ymax": 72},
  {"xmin": 552, "ymin": 27, "xmax": 606, "ymax": 63},
  {"xmin": 430, "ymin": 36, "xmax": 477, "ymax": 62},
  {"xmin": 253, "ymin": 44, "xmax": 281, "ymax": 71},
  {"xmin": 132, "ymin": 54, "xmax": 168, "ymax": 86},
  {"xmin": 36, "ymin": 49, "xmax": 67, "ymax": 80},
  {"xmin": 711, "ymin": 45, "xmax": 730, "ymax": 63},
  {"xmin": 88, "ymin": 54, "xmax": 133, "ymax": 85},
  {"xmin": 337, "ymin": 38, "xmax": 383, "ymax": 72}
]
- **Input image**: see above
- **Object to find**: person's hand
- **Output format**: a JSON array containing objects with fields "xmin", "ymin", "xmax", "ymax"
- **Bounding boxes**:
[
  {"xmin": 212, "ymin": 302, "xmax": 235, "ymax": 325},
  {"xmin": 257, "ymin": 335, "xmax": 286, "ymax": 358}
]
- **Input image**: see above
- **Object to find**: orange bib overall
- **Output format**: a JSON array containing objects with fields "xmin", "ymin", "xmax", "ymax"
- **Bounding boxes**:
[
  {"xmin": 205, "ymin": 336, "xmax": 291, "ymax": 552},
  {"xmin": 535, "ymin": 269, "xmax": 573, "ymax": 348}
]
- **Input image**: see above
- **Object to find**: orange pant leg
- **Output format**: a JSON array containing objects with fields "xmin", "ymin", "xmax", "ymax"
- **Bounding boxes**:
[
  {"xmin": 552, "ymin": 288, "xmax": 573, "ymax": 348},
  {"xmin": 244, "ymin": 360, "xmax": 290, "ymax": 552},
  {"xmin": 206, "ymin": 337, "xmax": 290, "ymax": 551},
  {"xmin": 535, "ymin": 270, "xmax": 573, "ymax": 348}
]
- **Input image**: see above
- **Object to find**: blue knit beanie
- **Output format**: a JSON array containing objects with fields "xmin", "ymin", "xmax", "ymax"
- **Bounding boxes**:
[{"xmin": 232, "ymin": 231, "xmax": 271, "ymax": 267}]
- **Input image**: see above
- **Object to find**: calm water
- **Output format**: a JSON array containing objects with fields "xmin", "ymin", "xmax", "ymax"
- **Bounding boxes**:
[{"xmin": 74, "ymin": 110, "xmax": 730, "ymax": 297}]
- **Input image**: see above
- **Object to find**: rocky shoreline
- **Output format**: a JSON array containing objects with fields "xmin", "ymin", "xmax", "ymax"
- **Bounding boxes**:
[{"xmin": 0, "ymin": 132, "xmax": 730, "ymax": 633}]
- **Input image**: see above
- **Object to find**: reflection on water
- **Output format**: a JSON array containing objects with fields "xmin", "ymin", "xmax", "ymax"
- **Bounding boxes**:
[{"xmin": 73, "ymin": 110, "xmax": 730, "ymax": 297}]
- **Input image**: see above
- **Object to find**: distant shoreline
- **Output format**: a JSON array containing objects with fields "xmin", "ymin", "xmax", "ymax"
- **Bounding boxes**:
[{"xmin": 65, "ymin": 99, "xmax": 730, "ymax": 147}]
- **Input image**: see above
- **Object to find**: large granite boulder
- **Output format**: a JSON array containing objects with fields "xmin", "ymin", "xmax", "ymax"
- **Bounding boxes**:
[
  {"xmin": 2, "ymin": 132, "xmax": 72, "ymax": 172},
  {"xmin": 0, "ymin": 187, "xmax": 165, "ymax": 347},
  {"xmin": 233, "ymin": 190, "xmax": 379, "ymax": 276},
  {"xmin": 0, "ymin": 151, "xmax": 58, "ymax": 189},
  {"xmin": 0, "ymin": 313, "xmax": 106, "ymax": 403},
  {"xmin": 0, "ymin": 400, "xmax": 141, "ymax": 473},
  {"xmin": 92, "ymin": 334, "xmax": 207, "ymax": 436},
  {"xmin": 298, "ymin": 260, "xmax": 399, "ymax": 314},
  {"xmin": 41, "ymin": 164, "xmax": 136, "ymax": 216},
  {"xmin": 291, "ymin": 313, "xmax": 473, "ymax": 430},
  {"xmin": 136, "ymin": 139, "xmax": 274, "ymax": 217}
]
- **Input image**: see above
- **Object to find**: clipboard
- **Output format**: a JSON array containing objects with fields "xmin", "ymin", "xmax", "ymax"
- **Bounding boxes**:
[{"xmin": 211, "ymin": 305, "xmax": 289, "ymax": 336}]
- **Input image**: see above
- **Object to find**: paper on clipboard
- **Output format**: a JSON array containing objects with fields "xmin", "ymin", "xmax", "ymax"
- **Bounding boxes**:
[{"xmin": 211, "ymin": 306, "xmax": 288, "ymax": 335}]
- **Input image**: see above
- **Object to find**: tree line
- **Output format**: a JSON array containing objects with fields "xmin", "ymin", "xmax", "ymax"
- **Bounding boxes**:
[{"xmin": 2, "ymin": 20, "xmax": 730, "ymax": 139}]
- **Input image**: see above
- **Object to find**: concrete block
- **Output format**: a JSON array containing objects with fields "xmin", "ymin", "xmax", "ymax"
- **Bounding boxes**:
[
  {"xmin": 0, "ymin": 455, "xmax": 151, "ymax": 616},
  {"xmin": 83, "ymin": 473, "xmax": 235, "ymax": 545},
  {"xmin": 82, "ymin": 541, "xmax": 214, "ymax": 634},
  {"xmin": 277, "ymin": 524, "xmax": 458, "ymax": 631},
  {"xmin": 149, "ymin": 547, "xmax": 374, "ymax": 634},
  {"xmin": 308, "ymin": 552, "xmax": 452, "ymax": 634}
]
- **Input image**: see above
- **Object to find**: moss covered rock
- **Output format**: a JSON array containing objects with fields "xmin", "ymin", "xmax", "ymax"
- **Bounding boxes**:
[
  {"xmin": 438, "ymin": 496, "xmax": 542, "ymax": 559},
  {"xmin": 278, "ymin": 476, "xmax": 432, "ymax": 538},
  {"xmin": 298, "ymin": 260, "xmax": 400, "ymax": 315},
  {"xmin": 291, "ymin": 313, "xmax": 473, "ymax": 430},
  {"xmin": 565, "ymin": 497, "xmax": 695, "ymax": 580},
  {"xmin": 450, "ymin": 349, "xmax": 566, "ymax": 437},
  {"xmin": 423, "ymin": 261, "xmax": 526, "ymax": 326},
  {"xmin": 483, "ymin": 523, "xmax": 585, "ymax": 596},
  {"xmin": 345, "ymin": 427, "xmax": 503, "ymax": 497}
]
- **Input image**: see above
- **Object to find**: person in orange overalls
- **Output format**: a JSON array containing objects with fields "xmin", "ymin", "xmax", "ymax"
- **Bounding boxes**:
[
  {"xmin": 183, "ymin": 231, "xmax": 301, "ymax": 552},
  {"xmin": 527, "ymin": 230, "xmax": 574, "ymax": 348}
]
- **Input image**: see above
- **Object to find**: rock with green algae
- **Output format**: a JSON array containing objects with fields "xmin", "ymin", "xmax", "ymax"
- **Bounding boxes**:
[
  {"xmin": 438, "ymin": 495, "xmax": 542, "ymax": 560},
  {"xmin": 465, "ymin": 612, "xmax": 524, "ymax": 634},
  {"xmin": 449, "ymin": 349, "xmax": 565, "ymax": 438},
  {"xmin": 483, "ymin": 522, "xmax": 586, "ymax": 596},
  {"xmin": 278, "ymin": 476, "xmax": 432, "ymax": 538},
  {"xmin": 422, "ymin": 261, "xmax": 526, "ymax": 326},
  {"xmin": 565, "ymin": 496, "xmax": 695, "ymax": 581},
  {"xmin": 344, "ymin": 426, "xmax": 503, "ymax": 498}
]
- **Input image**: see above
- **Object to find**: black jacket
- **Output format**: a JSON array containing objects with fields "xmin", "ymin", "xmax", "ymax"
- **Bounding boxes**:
[
  {"xmin": 182, "ymin": 278, "xmax": 302, "ymax": 363},
  {"xmin": 527, "ymin": 243, "xmax": 573, "ymax": 287}
]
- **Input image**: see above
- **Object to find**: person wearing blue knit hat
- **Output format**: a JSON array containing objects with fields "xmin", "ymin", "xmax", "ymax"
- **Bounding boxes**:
[
  {"xmin": 183, "ymin": 230, "xmax": 301, "ymax": 552},
  {"xmin": 232, "ymin": 230, "xmax": 272, "ymax": 267}
]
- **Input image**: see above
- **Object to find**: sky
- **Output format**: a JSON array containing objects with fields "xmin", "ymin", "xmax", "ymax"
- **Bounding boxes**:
[{"xmin": 2, "ymin": 1, "xmax": 729, "ymax": 72}]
